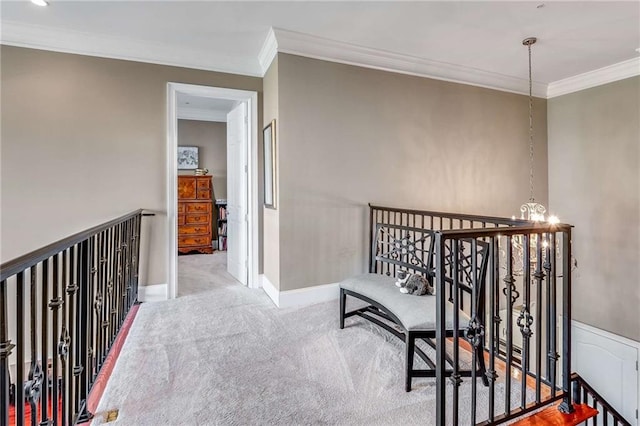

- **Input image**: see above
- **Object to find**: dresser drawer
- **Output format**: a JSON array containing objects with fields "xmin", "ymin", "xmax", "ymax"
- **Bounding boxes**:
[
  {"xmin": 186, "ymin": 203, "xmax": 211, "ymax": 213},
  {"xmin": 179, "ymin": 224, "xmax": 210, "ymax": 235},
  {"xmin": 178, "ymin": 214, "xmax": 185, "ymax": 226},
  {"xmin": 178, "ymin": 235, "xmax": 210, "ymax": 247},
  {"xmin": 197, "ymin": 179, "xmax": 210, "ymax": 189},
  {"xmin": 185, "ymin": 214, "xmax": 209, "ymax": 224},
  {"xmin": 178, "ymin": 177, "xmax": 197, "ymax": 199},
  {"xmin": 197, "ymin": 189, "xmax": 211, "ymax": 200},
  {"xmin": 178, "ymin": 203, "xmax": 185, "ymax": 214}
]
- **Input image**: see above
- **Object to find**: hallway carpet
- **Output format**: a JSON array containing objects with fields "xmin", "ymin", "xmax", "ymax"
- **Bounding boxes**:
[{"xmin": 93, "ymin": 253, "xmax": 523, "ymax": 425}]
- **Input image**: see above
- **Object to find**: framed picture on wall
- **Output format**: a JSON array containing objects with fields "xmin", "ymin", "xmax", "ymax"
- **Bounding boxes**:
[
  {"xmin": 177, "ymin": 146, "xmax": 199, "ymax": 169},
  {"xmin": 263, "ymin": 120, "xmax": 277, "ymax": 209}
]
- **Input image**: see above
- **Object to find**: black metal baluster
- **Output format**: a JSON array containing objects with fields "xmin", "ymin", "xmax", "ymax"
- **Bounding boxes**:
[
  {"xmin": 102, "ymin": 229, "xmax": 109, "ymax": 364},
  {"xmin": 123, "ymin": 219, "xmax": 131, "ymax": 322},
  {"xmin": 40, "ymin": 259, "xmax": 50, "ymax": 426},
  {"xmin": 16, "ymin": 271, "xmax": 26, "ymax": 426},
  {"xmin": 94, "ymin": 232, "xmax": 103, "ymax": 372},
  {"xmin": 535, "ymin": 234, "xmax": 543, "ymax": 403},
  {"xmin": 26, "ymin": 266, "xmax": 40, "ymax": 426},
  {"xmin": 121, "ymin": 222, "xmax": 128, "ymax": 318},
  {"xmin": 558, "ymin": 230, "xmax": 573, "ymax": 413},
  {"xmin": 435, "ymin": 232, "xmax": 447, "ymax": 426},
  {"xmin": 50, "ymin": 254, "xmax": 62, "ymax": 426},
  {"xmin": 90, "ymin": 236, "xmax": 98, "ymax": 387},
  {"xmin": 60, "ymin": 249, "xmax": 70, "ymax": 426},
  {"xmin": 487, "ymin": 236, "xmax": 498, "ymax": 423},
  {"xmin": 104, "ymin": 228, "xmax": 113, "ymax": 350},
  {"xmin": 100, "ymin": 229, "xmax": 108, "ymax": 367},
  {"xmin": 504, "ymin": 236, "xmax": 514, "ymax": 415},
  {"xmin": 548, "ymin": 233, "xmax": 558, "ymax": 397},
  {"xmin": 126, "ymin": 218, "xmax": 134, "ymax": 311},
  {"xmin": 544, "ymin": 233, "xmax": 552, "ymax": 385},
  {"xmin": 469, "ymin": 239, "xmax": 479, "ymax": 425},
  {"xmin": 114, "ymin": 223, "xmax": 123, "ymax": 341},
  {"xmin": 133, "ymin": 215, "xmax": 141, "ymax": 303},
  {"xmin": 493, "ymin": 237, "xmax": 502, "ymax": 359},
  {"xmin": 67, "ymin": 245, "xmax": 79, "ymax": 424},
  {"xmin": 76, "ymin": 239, "xmax": 91, "ymax": 423},
  {"xmin": 0, "ymin": 279, "xmax": 12, "ymax": 426},
  {"xmin": 38, "ymin": 259, "xmax": 48, "ymax": 426},
  {"xmin": 519, "ymin": 234, "xmax": 532, "ymax": 408},
  {"xmin": 451, "ymin": 239, "xmax": 460, "ymax": 426}
]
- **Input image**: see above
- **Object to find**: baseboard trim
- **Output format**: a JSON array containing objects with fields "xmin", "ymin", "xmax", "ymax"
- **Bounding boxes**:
[
  {"xmin": 260, "ymin": 274, "xmax": 280, "ymax": 307},
  {"xmin": 138, "ymin": 283, "xmax": 168, "ymax": 302},
  {"xmin": 279, "ymin": 282, "xmax": 340, "ymax": 308},
  {"xmin": 260, "ymin": 275, "xmax": 340, "ymax": 309}
]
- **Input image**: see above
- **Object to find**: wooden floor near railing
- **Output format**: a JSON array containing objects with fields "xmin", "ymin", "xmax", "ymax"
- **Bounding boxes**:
[
  {"xmin": 455, "ymin": 338, "xmax": 552, "ymax": 399},
  {"xmin": 512, "ymin": 403, "xmax": 598, "ymax": 425}
]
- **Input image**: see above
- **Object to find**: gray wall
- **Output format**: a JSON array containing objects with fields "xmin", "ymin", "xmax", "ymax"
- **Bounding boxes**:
[
  {"xmin": 262, "ymin": 57, "xmax": 281, "ymax": 289},
  {"xmin": 548, "ymin": 76, "xmax": 640, "ymax": 341},
  {"xmin": 1, "ymin": 46, "xmax": 261, "ymax": 285},
  {"xmin": 177, "ymin": 119, "xmax": 227, "ymax": 200},
  {"xmin": 276, "ymin": 53, "xmax": 548, "ymax": 292}
]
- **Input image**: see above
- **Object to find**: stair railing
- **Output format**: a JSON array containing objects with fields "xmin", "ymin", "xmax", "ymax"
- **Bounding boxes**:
[
  {"xmin": 572, "ymin": 373, "xmax": 633, "ymax": 426},
  {"xmin": 1, "ymin": 210, "xmax": 145, "ymax": 425},
  {"xmin": 369, "ymin": 206, "xmax": 574, "ymax": 425}
]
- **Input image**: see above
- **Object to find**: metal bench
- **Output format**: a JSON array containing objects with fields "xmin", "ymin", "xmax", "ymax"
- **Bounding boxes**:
[{"xmin": 339, "ymin": 221, "xmax": 490, "ymax": 392}]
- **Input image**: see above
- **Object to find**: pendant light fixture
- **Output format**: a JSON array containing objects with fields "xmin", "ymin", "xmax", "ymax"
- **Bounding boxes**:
[{"xmin": 518, "ymin": 37, "xmax": 547, "ymax": 222}]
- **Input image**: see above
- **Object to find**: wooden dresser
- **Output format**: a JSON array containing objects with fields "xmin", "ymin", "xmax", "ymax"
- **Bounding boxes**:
[{"xmin": 178, "ymin": 175, "xmax": 213, "ymax": 254}]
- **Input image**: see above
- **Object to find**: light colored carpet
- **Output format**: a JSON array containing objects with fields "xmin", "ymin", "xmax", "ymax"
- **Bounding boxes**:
[{"xmin": 93, "ymin": 253, "xmax": 527, "ymax": 425}]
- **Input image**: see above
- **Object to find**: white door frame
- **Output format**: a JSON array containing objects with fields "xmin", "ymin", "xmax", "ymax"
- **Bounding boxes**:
[{"xmin": 167, "ymin": 82, "xmax": 259, "ymax": 298}]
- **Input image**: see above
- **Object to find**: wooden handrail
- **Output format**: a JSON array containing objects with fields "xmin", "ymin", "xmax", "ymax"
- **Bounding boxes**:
[{"xmin": 369, "ymin": 203, "xmax": 527, "ymax": 226}]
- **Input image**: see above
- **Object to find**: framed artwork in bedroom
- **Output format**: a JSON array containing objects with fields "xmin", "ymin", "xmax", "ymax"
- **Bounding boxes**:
[{"xmin": 177, "ymin": 146, "xmax": 199, "ymax": 170}]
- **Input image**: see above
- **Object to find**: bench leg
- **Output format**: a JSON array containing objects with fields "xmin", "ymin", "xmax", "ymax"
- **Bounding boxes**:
[
  {"xmin": 405, "ymin": 332, "xmax": 415, "ymax": 392},
  {"xmin": 339, "ymin": 288, "xmax": 346, "ymax": 329}
]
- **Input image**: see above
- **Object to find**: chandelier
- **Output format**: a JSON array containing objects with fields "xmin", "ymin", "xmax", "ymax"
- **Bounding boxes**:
[
  {"xmin": 506, "ymin": 37, "xmax": 558, "ymax": 276},
  {"xmin": 519, "ymin": 37, "xmax": 548, "ymax": 223}
]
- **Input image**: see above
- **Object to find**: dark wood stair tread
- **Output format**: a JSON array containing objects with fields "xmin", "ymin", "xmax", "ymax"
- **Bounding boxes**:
[{"xmin": 512, "ymin": 403, "xmax": 598, "ymax": 425}]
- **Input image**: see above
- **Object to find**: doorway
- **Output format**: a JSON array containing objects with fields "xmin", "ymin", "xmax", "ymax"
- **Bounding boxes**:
[{"xmin": 167, "ymin": 83, "xmax": 259, "ymax": 298}]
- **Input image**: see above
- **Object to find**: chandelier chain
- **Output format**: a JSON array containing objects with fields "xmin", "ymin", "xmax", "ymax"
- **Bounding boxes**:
[{"xmin": 528, "ymin": 42, "xmax": 535, "ymax": 203}]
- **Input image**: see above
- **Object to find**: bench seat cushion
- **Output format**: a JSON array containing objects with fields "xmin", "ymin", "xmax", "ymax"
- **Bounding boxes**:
[{"xmin": 340, "ymin": 273, "xmax": 470, "ymax": 331}]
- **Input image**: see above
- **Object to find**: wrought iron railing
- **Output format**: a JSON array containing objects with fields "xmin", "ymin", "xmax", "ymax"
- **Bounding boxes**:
[
  {"xmin": 370, "ymin": 205, "xmax": 573, "ymax": 425},
  {"xmin": 1, "ymin": 210, "xmax": 145, "ymax": 425},
  {"xmin": 572, "ymin": 373, "xmax": 632, "ymax": 426}
]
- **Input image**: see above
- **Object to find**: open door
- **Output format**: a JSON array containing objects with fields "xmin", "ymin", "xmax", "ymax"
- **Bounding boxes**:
[{"xmin": 226, "ymin": 102, "xmax": 248, "ymax": 285}]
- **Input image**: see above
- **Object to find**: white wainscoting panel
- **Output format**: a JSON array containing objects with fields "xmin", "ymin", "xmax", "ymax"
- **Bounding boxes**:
[{"xmin": 572, "ymin": 321, "xmax": 639, "ymax": 425}]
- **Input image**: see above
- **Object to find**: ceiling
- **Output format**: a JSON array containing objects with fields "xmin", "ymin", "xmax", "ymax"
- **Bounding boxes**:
[
  {"xmin": 2, "ymin": 1, "xmax": 639, "ymax": 97},
  {"xmin": 176, "ymin": 93, "xmax": 237, "ymax": 122}
]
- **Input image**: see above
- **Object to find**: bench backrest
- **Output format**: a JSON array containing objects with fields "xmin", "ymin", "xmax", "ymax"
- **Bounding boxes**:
[{"xmin": 370, "ymin": 222, "xmax": 490, "ymax": 312}]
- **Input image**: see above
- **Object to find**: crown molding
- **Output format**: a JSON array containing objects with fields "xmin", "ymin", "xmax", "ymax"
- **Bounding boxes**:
[
  {"xmin": 177, "ymin": 107, "xmax": 228, "ymax": 123},
  {"xmin": 271, "ymin": 28, "xmax": 547, "ymax": 97},
  {"xmin": 4, "ymin": 19, "xmax": 635, "ymax": 99},
  {"xmin": 0, "ymin": 21, "xmax": 262, "ymax": 78},
  {"xmin": 546, "ymin": 57, "xmax": 640, "ymax": 98},
  {"xmin": 258, "ymin": 27, "xmax": 278, "ymax": 75}
]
